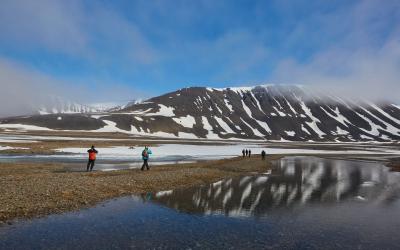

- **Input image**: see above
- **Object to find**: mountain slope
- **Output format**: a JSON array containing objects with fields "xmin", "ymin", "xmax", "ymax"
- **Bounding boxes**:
[{"xmin": 2, "ymin": 85, "xmax": 400, "ymax": 141}]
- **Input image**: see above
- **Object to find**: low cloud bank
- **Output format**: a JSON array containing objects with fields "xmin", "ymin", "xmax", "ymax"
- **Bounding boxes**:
[
  {"xmin": 0, "ymin": 58, "xmax": 141, "ymax": 117},
  {"xmin": 0, "ymin": 59, "xmax": 60, "ymax": 117}
]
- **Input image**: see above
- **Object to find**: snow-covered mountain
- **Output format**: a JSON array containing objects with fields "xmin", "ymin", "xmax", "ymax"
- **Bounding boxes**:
[
  {"xmin": 88, "ymin": 100, "xmax": 139, "ymax": 113},
  {"xmin": 2, "ymin": 85, "xmax": 400, "ymax": 141},
  {"xmin": 36, "ymin": 96, "xmax": 99, "ymax": 115},
  {"xmin": 36, "ymin": 97, "xmax": 138, "ymax": 114},
  {"xmin": 38, "ymin": 104, "xmax": 97, "ymax": 115}
]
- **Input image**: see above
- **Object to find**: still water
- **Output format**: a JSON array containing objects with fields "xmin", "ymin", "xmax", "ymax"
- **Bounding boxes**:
[{"xmin": 1, "ymin": 157, "xmax": 400, "ymax": 249}]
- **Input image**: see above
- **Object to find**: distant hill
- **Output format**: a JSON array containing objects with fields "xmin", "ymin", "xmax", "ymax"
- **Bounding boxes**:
[
  {"xmin": 37, "ymin": 97, "xmax": 99, "ymax": 115},
  {"xmin": 35, "ymin": 97, "xmax": 139, "ymax": 114}
]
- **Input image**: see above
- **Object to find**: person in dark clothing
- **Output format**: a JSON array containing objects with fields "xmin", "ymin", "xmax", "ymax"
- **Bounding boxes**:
[
  {"xmin": 261, "ymin": 150, "xmax": 266, "ymax": 160},
  {"xmin": 245, "ymin": 149, "xmax": 248, "ymax": 156},
  {"xmin": 87, "ymin": 145, "xmax": 98, "ymax": 172},
  {"xmin": 248, "ymin": 150, "xmax": 251, "ymax": 158},
  {"xmin": 242, "ymin": 149, "xmax": 245, "ymax": 158},
  {"xmin": 141, "ymin": 146, "xmax": 152, "ymax": 171}
]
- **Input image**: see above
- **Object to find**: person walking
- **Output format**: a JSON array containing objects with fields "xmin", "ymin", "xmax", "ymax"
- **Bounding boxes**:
[
  {"xmin": 261, "ymin": 150, "xmax": 266, "ymax": 160},
  {"xmin": 141, "ymin": 146, "xmax": 152, "ymax": 171},
  {"xmin": 248, "ymin": 149, "xmax": 252, "ymax": 158},
  {"xmin": 87, "ymin": 145, "xmax": 98, "ymax": 172},
  {"xmin": 245, "ymin": 149, "xmax": 248, "ymax": 157},
  {"xmin": 242, "ymin": 149, "xmax": 245, "ymax": 158}
]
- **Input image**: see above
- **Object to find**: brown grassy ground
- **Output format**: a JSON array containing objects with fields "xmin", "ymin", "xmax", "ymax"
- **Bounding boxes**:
[
  {"xmin": 0, "ymin": 130, "xmax": 243, "ymax": 155},
  {"xmin": 388, "ymin": 158, "xmax": 400, "ymax": 172},
  {"xmin": 0, "ymin": 156, "xmax": 280, "ymax": 223}
]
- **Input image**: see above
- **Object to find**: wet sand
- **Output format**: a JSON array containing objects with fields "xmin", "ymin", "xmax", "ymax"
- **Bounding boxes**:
[{"xmin": 0, "ymin": 156, "xmax": 278, "ymax": 223}]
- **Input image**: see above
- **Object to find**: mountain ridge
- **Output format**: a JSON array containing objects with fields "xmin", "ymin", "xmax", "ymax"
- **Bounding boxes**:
[{"xmin": 1, "ymin": 85, "xmax": 400, "ymax": 142}]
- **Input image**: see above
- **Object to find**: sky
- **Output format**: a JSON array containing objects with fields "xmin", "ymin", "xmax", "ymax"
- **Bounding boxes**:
[{"xmin": 0, "ymin": 0, "xmax": 399, "ymax": 116}]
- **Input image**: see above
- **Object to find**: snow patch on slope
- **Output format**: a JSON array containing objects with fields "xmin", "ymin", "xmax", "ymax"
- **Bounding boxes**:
[
  {"xmin": 300, "ymin": 102, "xmax": 326, "ymax": 137},
  {"xmin": 96, "ymin": 120, "xmax": 128, "ymax": 133},
  {"xmin": 360, "ymin": 107, "xmax": 400, "ymax": 136},
  {"xmin": 370, "ymin": 104, "xmax": 400, "ymax": 125},
  {"xmin": 255, "ymin": 120, "xmax": 271, "ymax": 134},
  {"xmin": 335, "ymin": 126, "xmax": 349, "ymax": 135},
  {"xmin": 285, "ymin": 131, "xmax": 296, "ymax": 136},
  {"xmin": 239, "ymin": 118, "xmax": 264, "ymax": 137},
  {"xmin": 321, "ymin": 106, "xmax": 352, "ymax": 128},
  {"xmin": 241, "ymin": 99, "xmax": 253, "ymax": 118},
  {"xmin": 355, "ymin": 112, "xmax": 381, "ymax": 137},
  {"xmin": 146, "ymin": 104, "xmax": 175, "ymax": 117},
  {"xmin": 202, "ymin": 116, "xmax": 221, "ymax": 139},
  {"xmin": 224, "ymin": 98, "xmax": 234, "ymax": 113},
  {"xmin": 0, "ymin": 124, "xmax": 52, "ymax": 131},
  {"xmin": 130, "ymin": 125, "xmax": 176, "ymax": 138},
  {"xmin": 173, "ymin": 115, "xmax": 196, "ymax": 128},
  {"xmin": 215, "ymin": 117, "xmax": 235, "ymax": 134},
  {"xmin": 391, "ymin": 104, "xmax": 400, "ymax": 110}
]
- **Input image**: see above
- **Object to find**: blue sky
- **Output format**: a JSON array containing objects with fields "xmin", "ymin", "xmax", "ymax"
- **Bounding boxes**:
[{"xmin": 0, "ymin": 0, "xmax": 399, "ymax": 106}]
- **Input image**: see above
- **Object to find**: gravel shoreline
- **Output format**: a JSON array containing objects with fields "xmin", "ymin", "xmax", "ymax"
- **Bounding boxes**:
[{"xmin": 0, "ymin": 156, "xmax": 279, "ymax": 223}]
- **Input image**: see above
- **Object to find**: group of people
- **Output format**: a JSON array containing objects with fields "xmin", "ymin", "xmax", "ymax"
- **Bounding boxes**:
[
  {"xmin": 242, "ymin": 149, "xmax": 252, "ymax": 157},
  {"xmin": 86, "ymin": 145, "xmax": 152, "ymax": 172},
  {"xmin": 242, "ymin": 149, "xmax": 267, "ymax": 160},
  {"xmin": 86, "ymin": 144, "xmax": 266, "ymax": 172}
]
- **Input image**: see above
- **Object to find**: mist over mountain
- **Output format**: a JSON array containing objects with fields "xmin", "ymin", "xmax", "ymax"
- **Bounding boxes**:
[{"xmin": 0, "ymin": 94, "xmax": 140, "ymax": 118}]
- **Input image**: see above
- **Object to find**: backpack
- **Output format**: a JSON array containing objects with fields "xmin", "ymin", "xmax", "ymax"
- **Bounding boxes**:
[{"xmin": 142, "ymin": 150, "xmax": 148, "ymax": 158}]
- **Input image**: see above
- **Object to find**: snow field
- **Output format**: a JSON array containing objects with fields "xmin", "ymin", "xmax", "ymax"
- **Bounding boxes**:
[{"xmin": 55, "ymin": 143, "xmax": 400, "ymax": 160}]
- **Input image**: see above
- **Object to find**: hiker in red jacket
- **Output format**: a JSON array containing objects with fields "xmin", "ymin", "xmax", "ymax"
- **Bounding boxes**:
[{"xmin": 87, "ymin": 145, "xmax": 98, "ymax": 172}]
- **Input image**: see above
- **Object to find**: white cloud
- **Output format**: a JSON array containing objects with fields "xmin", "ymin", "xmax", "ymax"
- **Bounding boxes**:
[
  {"xmin": 270, "ymin": 0, "xmax": 400, "ymax": 102},
  {"xmin": 0, "ymin": 57, "xmax": 144, "ymax": 117},
  {"xmin": 0, "ymin": 0, "xmax": 87, "ymax": 54},
  {"xmin": 0, "ymin": 1, "xmax": 152, "ymax": 117},
  {"xmin": 0, "ymin": 58, "xmax": 63, "ymax": 117},
  {"xmin": 273, "ymin": 40, "xmax": 400, "ymax": 102},
  {"xmin": 0, "ymin": 0, "xmax": 160, "ymax": 65}
]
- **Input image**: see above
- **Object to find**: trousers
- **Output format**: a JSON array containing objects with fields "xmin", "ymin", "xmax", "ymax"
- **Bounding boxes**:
[
  {"xmin": 87, "ymin": 159, "xmax": 95, "ymax": 171},
  {"xmin": 141, "ymin": 159, "xmax": 150, "ymax": 170}
]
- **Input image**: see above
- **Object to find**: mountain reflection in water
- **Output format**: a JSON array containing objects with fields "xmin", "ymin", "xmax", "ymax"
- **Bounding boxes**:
[{"xmin": 151, "ymin": 157, "xmax": 400, "ymax": 217}]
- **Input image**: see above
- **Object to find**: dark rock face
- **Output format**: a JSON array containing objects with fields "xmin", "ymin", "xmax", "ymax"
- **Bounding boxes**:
[{"xmin": 1, "ymin": 85, "xmax": 400, "ymax": 141}]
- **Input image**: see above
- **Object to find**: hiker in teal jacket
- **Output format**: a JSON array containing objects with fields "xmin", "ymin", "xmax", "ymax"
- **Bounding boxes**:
[{"xmin": 141, "ymin": 146, "xmax": 152, "ymax": 170}]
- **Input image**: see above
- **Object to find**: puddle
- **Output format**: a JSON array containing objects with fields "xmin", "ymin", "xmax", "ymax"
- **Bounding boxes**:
[
  {"xmin": 0, "ymin": 155, "xmax": 208, "ymax": 171},
  {"xmin": 1, "ymin": 157, "xmax": 400, "ymax": 249}
]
